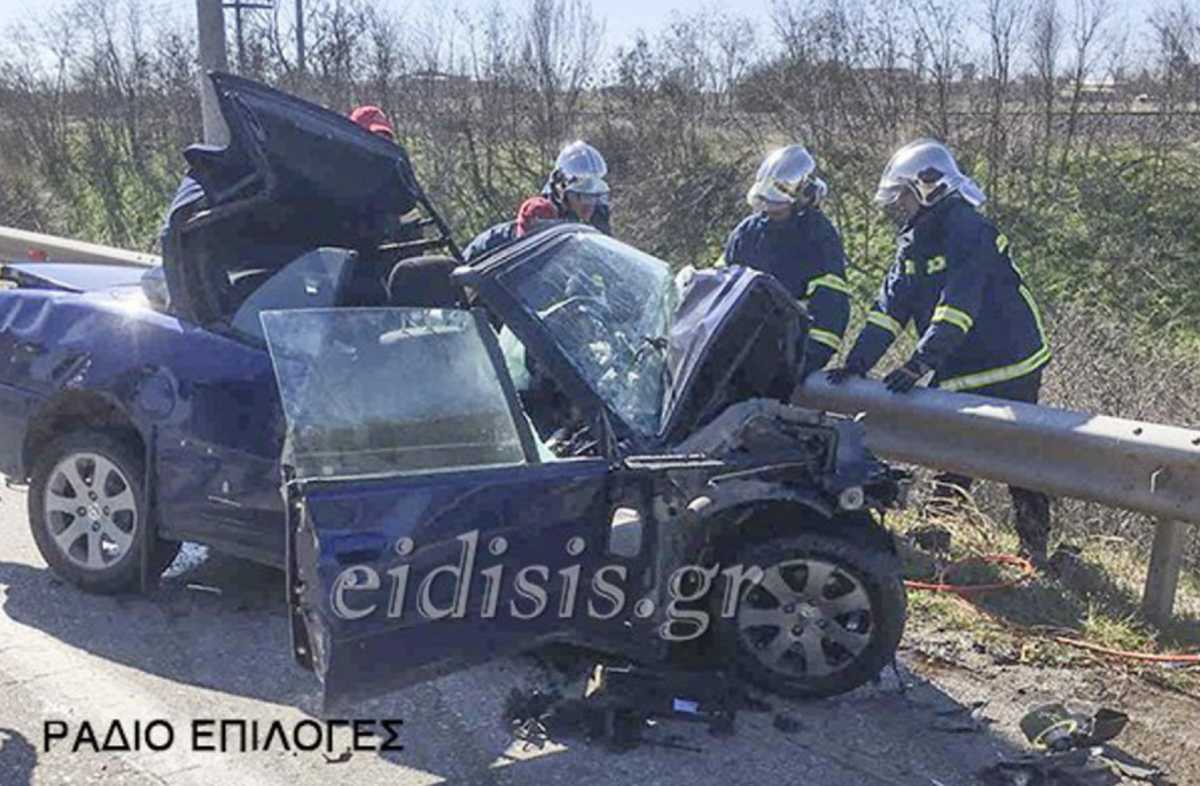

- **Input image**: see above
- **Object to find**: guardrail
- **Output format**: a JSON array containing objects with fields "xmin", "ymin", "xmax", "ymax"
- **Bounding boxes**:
[
  {"xmin": 0, "ymin": 226, "xmax": 160, "ymax": 268},
  {"xmin": 794, "ymin": 376, "xmax": 1200, "ymax": 625}
]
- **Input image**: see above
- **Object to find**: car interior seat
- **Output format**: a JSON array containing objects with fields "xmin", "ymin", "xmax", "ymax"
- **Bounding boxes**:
[{"xmin": 385, "ymin": 255, "xmax": 465, "ymax": 308}]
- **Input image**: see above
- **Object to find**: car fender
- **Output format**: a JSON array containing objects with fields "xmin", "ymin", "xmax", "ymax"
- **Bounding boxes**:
[
  {"xmin": 664, "ymin": 478, "xmax": 896, "ymax": 573},
  {"xmin": 0, "ymin": 288, "xmax": 216, "ymax": 480}
]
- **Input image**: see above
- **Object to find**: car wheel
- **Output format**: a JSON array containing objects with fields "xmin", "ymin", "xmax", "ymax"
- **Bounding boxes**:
[
  {"xmin": 28, "ymin": 430, "xmax": 180, "ymax": 594},
  {"xmin": 723, "ymin": 531, "xmax": 907, "ymax": 698}
]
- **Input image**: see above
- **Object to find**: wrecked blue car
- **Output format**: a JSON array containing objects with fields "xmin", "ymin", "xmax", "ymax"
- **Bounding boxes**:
[{"xmin": 0, "ymin": 74, "xmax": 907, "ymax": 704}]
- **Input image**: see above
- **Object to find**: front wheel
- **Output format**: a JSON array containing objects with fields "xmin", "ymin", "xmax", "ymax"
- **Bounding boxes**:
[
  {"xmin": 28, "ymin": 430, "xmax": 179, "ymax": 594},
  {"xmin": 721, "ymin": 532, "xmax": 907, "ymax": 698}
]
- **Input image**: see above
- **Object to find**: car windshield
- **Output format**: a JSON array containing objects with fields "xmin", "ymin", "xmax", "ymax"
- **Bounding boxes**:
[
  {"xmin": 261, "ymin": 308, "xmax": 527, "ymax": 481},
  {"xmin": 499, "ymin": 233, "xmax": 677, "ymax": 436}
]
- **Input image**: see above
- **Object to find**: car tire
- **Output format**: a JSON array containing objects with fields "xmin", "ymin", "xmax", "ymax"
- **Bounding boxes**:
[
  {"xmin": 28, "ymin": 430, "xmax": 180, "ymax": 594},
  {"xmin": 720, "ymin": 531, "xmax": 907, "ymax": 698}
]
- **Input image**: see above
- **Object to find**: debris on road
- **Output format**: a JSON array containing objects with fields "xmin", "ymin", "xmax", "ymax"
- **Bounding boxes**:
[
  {"xmin": 322, "ymin": 749, "xmax": 353, "ymax": 765},
  {"xmin": 771, "ymin": 713, "xmax": 803, "ymax": 734},
  {"xmin": 1018, "ymin": 703, "xmax": 1129, "ymax": 751},
  {"xmin": 978, "ymin": 746, "xmax": 1164, "ymax": 786},
  {"xmin": 503, "ymin": 664, "xmax": 742, "ymax": 752}
]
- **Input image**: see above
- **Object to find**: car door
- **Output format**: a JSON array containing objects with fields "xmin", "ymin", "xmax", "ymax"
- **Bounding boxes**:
[
  {"xmin": 262, "ymin": 306, "xmax": 645, "ymax": 707},
  {"xmin": 156, "ymin": 248, "xmax": 356, "ymax": 565}
]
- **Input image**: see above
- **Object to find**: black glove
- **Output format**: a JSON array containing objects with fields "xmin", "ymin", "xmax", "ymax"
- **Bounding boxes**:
[
  {"xmin": 825, "ymin": 366, "xmax": 861, "ymax": 385},
  {"xmin": 883, "ymin": 357, "xmax": 932, "ymax": 394}
]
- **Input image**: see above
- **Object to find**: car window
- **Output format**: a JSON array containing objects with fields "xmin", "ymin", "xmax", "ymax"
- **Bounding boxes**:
[
  {"xmin": 229, "ymin": 247, "xmax": 354, "ymax": 343},
  {"xmin": 260, "ymin": 308, "xmax": 528, "ymax": 480},
  {"xmin": 500, "ymin": 234, "xmax": 675, "ymax": 436}
]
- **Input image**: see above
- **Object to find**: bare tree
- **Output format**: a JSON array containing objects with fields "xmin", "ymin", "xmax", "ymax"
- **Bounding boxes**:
[
  {"xmin": 1028, "ymin": 0, "xmax": 1062, "ymax": 170},
  {"xmin": 907, "ymin": 0, "xmax": 962, "ymax": 140},
  {"xmin": 981, "ymin": 0, "xmax": 1031, "ymax": 200},
  {"xmin": 1058, "ymin": 0, "xmax": 1112, "ymax": 177}
]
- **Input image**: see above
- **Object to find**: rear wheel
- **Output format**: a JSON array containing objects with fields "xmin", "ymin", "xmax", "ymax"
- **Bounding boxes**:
[
  {"xmin": 723, "ymin": 532, "xmax": 906, "ymax": 698},
  {"xmin": 28, "ymin": 430, "xmax": 179, "ymax": 594}
]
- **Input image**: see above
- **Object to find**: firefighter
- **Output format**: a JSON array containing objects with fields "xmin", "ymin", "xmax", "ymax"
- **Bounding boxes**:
[
  {"xmin": 541, "ymin": 140, "xmax": 612, "ymax": 235},
  {"xmin": 828, "ymin": 138, "xmax": 1053, "ymax": 564},
  {"xmin": 720, "ymin": 145, "xmax": 848, "ymax": 375},
  {"xmin": 463, "ymin": 141, "xmax": 611, "ymax": 261}
]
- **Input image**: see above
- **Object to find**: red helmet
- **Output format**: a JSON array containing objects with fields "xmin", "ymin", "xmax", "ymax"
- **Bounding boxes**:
[
  {"xmin": 516, "ymin": 197, "xmax": 559, "ymax": 237},
  {"xmin": 348, "ymin": 105, "xmax": 395, "ymax": 140}
]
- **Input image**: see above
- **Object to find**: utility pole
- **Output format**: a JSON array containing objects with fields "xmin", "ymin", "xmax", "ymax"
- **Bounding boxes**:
[
  {"xmin": 295, "ymin": 0, "xmax": 305, "ymax": 74},
  {"xmin": 195, "ymin": 0, "xmax": 230, "ymax": 145},
  {"xmin": 224, "ymin": 1, "xmax": 273, "ymax": 74},
  {"xmin": 235, "ymin": 1, "xmax": 245, "ymax": 73}
]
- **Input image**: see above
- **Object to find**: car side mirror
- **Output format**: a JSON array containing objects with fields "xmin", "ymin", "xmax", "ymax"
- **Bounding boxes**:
[{"xmin": 140, "ymin": 266, "xmax": 171, "ymax": 311}]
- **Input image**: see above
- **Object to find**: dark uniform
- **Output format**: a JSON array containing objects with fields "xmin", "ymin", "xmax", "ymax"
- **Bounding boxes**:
[
  {"xmin": 844, "ymin": 194, "xmax": 1053, "ymax": 555},
  {"xmin": 462, "ymin": 200, "xmax": 612, "ymax": 263},
  {"xmin": 463, "ymin": 220, "xmax": 518, "ymax": 262},
  {"xmin": 721, "ymin": 209, "xmax": 851, "ymax": 373}
]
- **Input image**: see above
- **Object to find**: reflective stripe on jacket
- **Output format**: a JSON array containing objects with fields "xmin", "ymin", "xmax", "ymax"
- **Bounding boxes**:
[
  {"xmin": 846, "ymin": 195, "xmax": 1050, "ymax": 392},
  {"xmin": 720, "ymin": 208, "xmax": 851, "ymax": 371}
]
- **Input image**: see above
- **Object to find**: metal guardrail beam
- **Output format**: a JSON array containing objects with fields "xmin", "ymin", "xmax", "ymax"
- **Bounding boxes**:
[
  {"xmin": 0, "ymin": 226, "xmax": 159, "ymax": 268},
  {"xmin": 794, "ymin": 376, "xmax": 1200, "ymax": 623},
  {"xmin": 796, "ymin": 376, "xmax": 1200, "ymax": 524}
]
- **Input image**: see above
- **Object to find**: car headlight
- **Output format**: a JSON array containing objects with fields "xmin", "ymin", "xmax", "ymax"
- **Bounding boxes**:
[{"xmin": 838, "ymin": 486, "xmax": 865, "ymax": 511}]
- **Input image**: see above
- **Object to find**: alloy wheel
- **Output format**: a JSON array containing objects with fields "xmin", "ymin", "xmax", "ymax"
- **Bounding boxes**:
[
  {"xmin": 42, "ymin": 451, "xmax": 139, "ymax": 571},
  {"xmin": 737, "ymin": 557, "xmax": 874, "ymax": 679}
]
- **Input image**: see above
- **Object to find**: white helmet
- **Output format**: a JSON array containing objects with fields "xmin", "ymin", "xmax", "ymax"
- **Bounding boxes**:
[
  {"xmin": 747, "ymin": 145, "xmax": 823, "ymax": 211},
  {"xmin": 874, "ymin": 138, "xmax": 985, "ymax": 208},
  {"xmin": 553, "ymin": 140, "xmax": 609, "ymax": 197}
]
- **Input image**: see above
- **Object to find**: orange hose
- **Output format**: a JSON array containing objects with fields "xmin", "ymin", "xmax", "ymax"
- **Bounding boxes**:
[
  {"xmin": 1051, "ymin": 637, "xmax": 1200, "ymax": 664},
  {"xmin": 905, "ymin": 552, "xmax": 1200, "ymax": 665},
  {"xmin": 903, "ymin": 553, "xmax": 1036, "ymax": 594}
]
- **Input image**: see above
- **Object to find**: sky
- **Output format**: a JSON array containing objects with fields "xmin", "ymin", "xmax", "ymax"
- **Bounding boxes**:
[
  {"xmin": 0, "ymin": 0, "xmax": 1161, "ymax": 69},
  {"xmin": 0, "ymin": 0, "xmax": 775, "ymax": 47}
]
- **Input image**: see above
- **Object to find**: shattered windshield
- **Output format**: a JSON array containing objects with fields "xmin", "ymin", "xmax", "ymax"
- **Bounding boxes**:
[
  {"xmin": 261, "ymin": 308, "xmax": 527, "ymax": 480},
  {"xmin": 500, "ymin": 233, "xmax": 676, "ymax": 436}
]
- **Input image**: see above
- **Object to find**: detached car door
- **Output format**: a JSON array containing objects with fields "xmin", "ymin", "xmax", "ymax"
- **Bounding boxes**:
[{"xmin": 261, "ymin": 307, "xmax": 635, "ymax": 707}]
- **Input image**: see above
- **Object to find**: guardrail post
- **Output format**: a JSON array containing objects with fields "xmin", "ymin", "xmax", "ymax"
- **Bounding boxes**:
[{"xmin": 1141, "ymin": 519, "xmax": 1186, "ymax": 626}]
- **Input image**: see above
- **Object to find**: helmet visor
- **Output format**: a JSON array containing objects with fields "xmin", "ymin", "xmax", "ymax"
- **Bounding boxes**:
[
  {"xmin": 747, "ymin": 179, "xmax": 795, "ymax": 209},
  {"xmin": 873, "ymin": 179, "xmax": 909, "ymax": 206},
  {"xmin": 565, "ymin": 174, "xmax": 609, "ymax": 197}
]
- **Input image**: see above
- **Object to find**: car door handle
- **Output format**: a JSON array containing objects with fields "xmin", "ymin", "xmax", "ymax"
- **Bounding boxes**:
[{"xmin": 331, "ymin": 533, "xmax": 390, "ymax": 564}]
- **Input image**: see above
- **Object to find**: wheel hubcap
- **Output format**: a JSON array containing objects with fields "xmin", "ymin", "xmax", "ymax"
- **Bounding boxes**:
[
  {"xmin": 43, "ymin": 452, "xmax": 138, "ymax": 571},
  {"xmin": 737, "ymin": 557, "xmax": 873, "ymax": 679}
]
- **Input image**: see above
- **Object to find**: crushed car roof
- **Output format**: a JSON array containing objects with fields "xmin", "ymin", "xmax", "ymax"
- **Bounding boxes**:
[{"xmin": 184, "ymin": 72, "xmax": 424, "ymax": 220}]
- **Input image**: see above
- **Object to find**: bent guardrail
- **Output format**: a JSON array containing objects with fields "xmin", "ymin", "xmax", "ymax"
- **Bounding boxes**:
[
  {"xmin": 0, "ymin": 226, "xmax": 160, "ymax": 268},
  {"xmin": 794, "ymin": 376, "xmax": 1200, "ymax": 624}
]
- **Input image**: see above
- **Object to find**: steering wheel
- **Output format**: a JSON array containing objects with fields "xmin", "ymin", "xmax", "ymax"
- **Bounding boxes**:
[
  {"xmin": 539, "ymin": 295, "xmax": 619, "ymax": 349},
  {"xmin": 538, "ymin": 294, "xmax": 610, "ymax": 323}
]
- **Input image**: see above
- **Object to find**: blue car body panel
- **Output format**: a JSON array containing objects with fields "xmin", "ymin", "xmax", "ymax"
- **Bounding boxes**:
[
  {"xmin": 295, "ymin": 458, "xmax": 636, "ymax": 700},
  {"xmin": 0, "ymin": 262, "xmax": 149, "ymax": 292},
  {"xmin": 0, "ymin": 284, "xmax": 286, "ymax": 564}
]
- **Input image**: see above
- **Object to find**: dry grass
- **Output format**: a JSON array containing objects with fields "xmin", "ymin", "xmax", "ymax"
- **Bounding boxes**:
[
  {"xmin": 899, "ymin": 300, "xmax": 1200, "ymax": 573},
  {"xmin": 892, "ymin": 485, "xmax": 1200, "ymax": 692}
]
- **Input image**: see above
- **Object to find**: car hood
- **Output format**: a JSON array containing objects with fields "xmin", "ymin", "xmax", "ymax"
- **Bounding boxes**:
[
  {"xmin": 659, "ymin": 265, "xmax": 808, "ymax": 445},
  {"xmin": 184, "ymin": 72, "xmax": 423, "ymax": 223}
]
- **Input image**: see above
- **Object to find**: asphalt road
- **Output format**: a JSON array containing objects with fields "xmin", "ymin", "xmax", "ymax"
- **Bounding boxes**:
[{"xmin": 0, "ymin": 479, "xmax": 1027, "ymax": 786}]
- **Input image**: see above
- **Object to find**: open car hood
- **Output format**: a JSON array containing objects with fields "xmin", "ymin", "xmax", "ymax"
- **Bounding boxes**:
[
  {"xmin": 184, "ymin": 72, "xmax": 422, "ymax": 221},
  {"xmin": 659, "ymin": 266, "xmax": 808, "ymax": 445}
]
